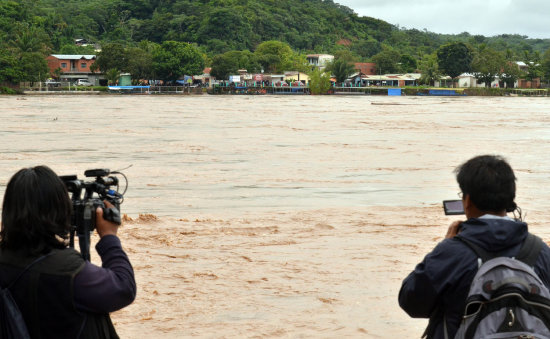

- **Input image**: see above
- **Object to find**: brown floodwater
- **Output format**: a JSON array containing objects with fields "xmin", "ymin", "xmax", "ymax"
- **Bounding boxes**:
[{"xmin": 1, "ymin": 94, "xmax": 550, "ymax": 337}]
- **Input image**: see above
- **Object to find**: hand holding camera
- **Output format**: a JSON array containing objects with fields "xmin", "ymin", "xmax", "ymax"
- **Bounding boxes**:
[
  {"xmin": 60, "ymin": 168, "xmax": 127, "ymax": 260},
  {"xmin": 96, "ymin": 200, "xmax": 121, "ymax": 238}
]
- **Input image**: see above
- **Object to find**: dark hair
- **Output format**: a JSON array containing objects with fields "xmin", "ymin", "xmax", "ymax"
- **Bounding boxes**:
[
  {"xmin": 455, "ymin": 155, "xmax": 517, "ymax": 213},
  {"xmin": 1, "ymin": 166, "xmax": 72, "ymax": 254}
]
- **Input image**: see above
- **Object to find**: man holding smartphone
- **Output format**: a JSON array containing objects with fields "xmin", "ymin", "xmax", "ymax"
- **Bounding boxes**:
[{"xmin": 398, "ymin": 155, "xmax": 550, "ymax": 338}]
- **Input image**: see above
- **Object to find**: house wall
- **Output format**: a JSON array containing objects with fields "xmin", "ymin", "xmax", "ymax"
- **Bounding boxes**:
[
  {"xmin": 306, "ymin": 54, "xmax": 334, "ymax": 69},
  {"xmin": 355, "ymin": 63, "xmax": 377, "ymax": 75},
  {"xmin": 458, "ymin": 76, "xmax": 501, "ymax": 88},
  {"xmin": 518, "ymin": 79, "xmax": 541, "ymax": 88},
  {"xmin": 318, "ymin": 55, "xmax": 334, "ymax": 67},
  {"xmin": 46, "ymin": 56, "xmax": 62, "ymax": 75},
  {"xmin": 284, "ymin": 72, "xmax": 310, "ymax": 83},
  {"xmin": 46, "ymin": 56, "xmax": 97, "ymax": 76}
]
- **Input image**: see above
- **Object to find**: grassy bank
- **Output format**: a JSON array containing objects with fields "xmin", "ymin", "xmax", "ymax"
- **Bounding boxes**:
[{"xmin": 0, "ymin": 86, "xmax": 24, "ymax": 95}]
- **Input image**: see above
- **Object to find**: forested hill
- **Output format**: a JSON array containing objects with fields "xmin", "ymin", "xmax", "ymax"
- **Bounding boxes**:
[{"xmin": 2, "ymin": 0, "xmax": 549, "ymax": 59}]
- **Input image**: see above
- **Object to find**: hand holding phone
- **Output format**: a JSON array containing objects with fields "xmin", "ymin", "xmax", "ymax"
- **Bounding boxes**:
[{"xmin": 445, "ymin": 220, "xmax": 463, "ymax": 238}]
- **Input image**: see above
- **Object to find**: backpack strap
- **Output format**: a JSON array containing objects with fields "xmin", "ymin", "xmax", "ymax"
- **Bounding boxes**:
[
  {"xmin": 456, "ymin": 233, "xmax": 543, "ymax": 266},
  {"xmin": 6, "ymin": 254, "xmax": 50, "ymax": 290},
  {"xmin": 516, "ymin": 233, "xmax": 544, "ymax": 267},
  {"xmin": 455, "ymin": 235, "xmax": 493, "ymax": 262}
]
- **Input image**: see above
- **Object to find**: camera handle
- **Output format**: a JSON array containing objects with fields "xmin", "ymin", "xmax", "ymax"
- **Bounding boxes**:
[
  {"xmin": 78, "ymin": 201, "xmax": 94, "ymax": 261},
  {"xmin": 103, "ymin": 206, "xmax": 122, "ymax": 225}
]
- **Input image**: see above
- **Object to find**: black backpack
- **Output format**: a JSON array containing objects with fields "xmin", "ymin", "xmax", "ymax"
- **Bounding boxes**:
[{"xmin": 0, "ymin": 255, "xmax": 48, "ymax": 339}]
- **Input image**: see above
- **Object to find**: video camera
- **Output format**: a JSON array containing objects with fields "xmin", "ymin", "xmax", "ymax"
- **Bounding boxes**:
[{"xmin": 60, "ymin": 169, "xmax": 127, "ymax": 260}]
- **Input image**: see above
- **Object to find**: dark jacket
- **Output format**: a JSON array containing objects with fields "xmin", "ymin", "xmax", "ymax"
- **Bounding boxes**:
[
  {"xmin": 0, "ymin": 235, "xmax": 136, "ymax": 339},
  {"xmin": 398, "ymin": 216, "xmax": 550, "ymax": 339}
]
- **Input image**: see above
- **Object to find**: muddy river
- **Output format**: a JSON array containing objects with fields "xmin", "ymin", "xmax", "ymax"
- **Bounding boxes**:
[{"xmin": 1, "ymin": 94, "xmax": 550, "ymax": 337}]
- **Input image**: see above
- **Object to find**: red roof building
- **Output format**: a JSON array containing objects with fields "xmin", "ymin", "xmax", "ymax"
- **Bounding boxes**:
[
  {"xmin": 46, "ymin": 55, "xmax": 100, "ymax": 84},
  {"xmin": 354, "ymin": 63, "xmax": 377, "ymax": 75}
]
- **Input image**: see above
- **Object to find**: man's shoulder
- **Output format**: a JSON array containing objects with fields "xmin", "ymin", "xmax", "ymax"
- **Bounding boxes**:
[
  {"xmin": 535, "ymin": 238, "xmax": 550, "ymax": 265},
  {"xmin": 424, "ymin": 237, "xmax": 478, "ymax": 269},
  {"xmin": 35, "ymin": 248, "xmax": 86, "ymax": 275},
  {"xmin": 433, "ymin": 236, "xmax": 475, "ymax": 255}
]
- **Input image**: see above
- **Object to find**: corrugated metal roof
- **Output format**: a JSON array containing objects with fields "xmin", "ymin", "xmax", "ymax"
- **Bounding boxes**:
[
  {"xmin": 306, "ymin": 54, "xmax": 334, "ymax": 58},
  {"xmin": 50, "ymin": 55, "xmax": 96, "ymax": 60},
  {"xmin": 361, "ymin": 73, "xmax": 421, "ymax": 81}
]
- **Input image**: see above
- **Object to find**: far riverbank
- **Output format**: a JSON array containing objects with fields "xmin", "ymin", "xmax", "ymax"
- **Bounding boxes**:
[{"xmin": 2, "ymin": 85, "xmax": 549, "ymax": 97}]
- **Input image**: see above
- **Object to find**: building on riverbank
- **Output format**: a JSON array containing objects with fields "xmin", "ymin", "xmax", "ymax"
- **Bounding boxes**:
[
  {"xmin": 306, "ymin": 54, "xmax": 334, "ymax": 71},
  {"xmin": 351, "ymin": 73, "xmax": 421, "ymax": 87},
  {"xmin": 46, "ymin": 55, "xmax": 103, "ymax": 85},
  {"xmin": 354, "ymin": 63, "xmax": 377, "ymax": 75}
]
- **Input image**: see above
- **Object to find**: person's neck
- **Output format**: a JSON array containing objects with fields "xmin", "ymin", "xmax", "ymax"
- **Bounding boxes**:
[{"xmin": 468, "ymin": 210, "xmax": 507, "ymax": 219}]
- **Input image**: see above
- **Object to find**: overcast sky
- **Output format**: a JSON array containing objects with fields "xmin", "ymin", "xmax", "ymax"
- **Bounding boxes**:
[{"xmin": 336, "ymin": 0, "xmax": 550, "ymax": 39}]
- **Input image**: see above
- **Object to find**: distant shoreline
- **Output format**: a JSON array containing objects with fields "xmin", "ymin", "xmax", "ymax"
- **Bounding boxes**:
[
  {"xmin": 16, "ymin": 88, "xmax": 550, "ymax": 97},
  {"xmin": 2, "ymin": 86, "xmax": 549, "ymax": 97}
]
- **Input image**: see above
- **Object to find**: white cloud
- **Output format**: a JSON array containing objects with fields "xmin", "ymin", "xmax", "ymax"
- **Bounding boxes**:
[{"xmin": 336, "ymin": 0, "xmax": 550, "ymax": 38}]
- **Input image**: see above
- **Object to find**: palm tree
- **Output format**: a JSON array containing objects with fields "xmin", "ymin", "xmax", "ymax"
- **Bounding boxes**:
[
  {"xmin": 106, "ymin": 69, "xmax": 120, "ymax": 85},
  {"xmin": 418, "ymin": 54, "xmax": 441, "ymax": 86},
  {"xmin": 327, "ymin": 59, "xmax": 356, "ymax": 85},
  {"xmin": 9, "ymin": 25, "xmax": 49, "ymax": 54}
]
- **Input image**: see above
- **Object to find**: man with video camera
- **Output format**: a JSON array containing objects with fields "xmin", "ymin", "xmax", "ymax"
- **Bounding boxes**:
[
  {"xmin": 398, "ymin": 155, "xmax": 550, "ymax": 338},
  {"xmin": 0, "ymin": 166, "xmax": 136, "ymax": 338}
]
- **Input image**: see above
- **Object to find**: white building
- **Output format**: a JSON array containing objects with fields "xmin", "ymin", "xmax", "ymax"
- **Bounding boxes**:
[
  {"xmin": 306, "ymin": 54, "xmax": 334, "ymax": 70},
  {"xmin": 435, "ymin": 73, "xmax": 500, "ymax": 88}
]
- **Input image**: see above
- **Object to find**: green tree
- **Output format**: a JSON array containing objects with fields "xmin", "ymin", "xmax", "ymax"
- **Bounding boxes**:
[
  {"xmin": 105, "ymin": 68, "xmax": 120, "ymax": 85},
  {"xmin": 504, "ymin": 48, "xmax": 515, "ymax": 61},
  {"xmin": 9, "ymin": 25, "xmax": 50, "ymax": 54},
  {"xmin": 198, "ymin": 8, "xmax": 253, "ymax": 50},
  {"xmin": 126, "ymin": 46, "xmax": 154, "ymax": 81},
  {"xmin": 59, "ymin": 44, "xmax": 96, "ymax": 55},
  {"xmin": 152, "ymin": 41, "xmax": 205, "ymax": 82},
  {"xmin": 308, "ymin": 68, "xmax": 331, "ymax": 95},
  {"xmin": 522, "ymin": 50, "xmax": 543, "ymax": 82},
  {"xmin": 19, "ymin": 52, "xmax": 49, "ymax": 84},
  {"xmin": 210, "ymin": 50, "xmax": 260, "ymax": 80},
  {"xmin": 327, "ymin": 58, "xmax": 356, "ymax": 84},
  {"xmin": 418, "ymin": 53, "xmax": 441, "ymax": 86},
  {"xmin": 0, "ymin": 1, "xmax": 27, "ymax": 35},
  {"xmin": 204, "ymin": 39, "xmax": 231, "ymax": 56},
  {"xmin": 53, "ymin": 67, "xmax": 62, "ymax": 80},
  {"xmin": 542, "ymin": 49, "xmax": 550, "ymax": 85},
  {"xmin": 500, "ymin": 61, "xmax": 522, "ymax": 88},
  {"xmin": 4, "ymin": 0, "xmax": 550, "ymax": 66},
  {"xmin": 0, "ymin": 48, "xmax": 22, "ymax": 84},
  {"xmin": 3, "ymin": 23, "xmax": 50, "ymax": 86},
  {"xmin": 471, "ymin": 46, "xmax": 505, "ymax": 87},
  {"xmin": 95, "ymin": 43, "xmax": 128, "ymax": 73},
  {"xmin": 352, "ymin": 38, "xmax": 381, "ymax": 59},
  {"xmin": 371, "ymin": 47, "xmax": 401, "ymax": 74},
  {"xmin": 288, "ymin": 53, "xmax": 309, "ymax": 73},
  {"xmin": 437, "ymin": 42, "xmax": 473, "ymax": 87},
  {"xmin": 399, "ymin": 54, "xmax": 417, "ymax": 73},
  {"xmin": 210, "ymin": 54, "xmax": 234, "ymax": 80},
  {"xmin": 254, "ymin": 40, "xmax": 295, "ymax": 73}
]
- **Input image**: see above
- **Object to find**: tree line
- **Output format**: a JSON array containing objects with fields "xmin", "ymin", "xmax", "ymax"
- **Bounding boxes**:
[
  {"xmin": 1, "ymin": 0, "xmax": 550, "ymax": 87},
  {"xmin": 420, "ymin": 42, "xmax": 550, "ymax": 88}
]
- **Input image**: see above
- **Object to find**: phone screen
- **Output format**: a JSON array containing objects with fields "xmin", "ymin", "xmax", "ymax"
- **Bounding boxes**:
[{"xmin": 443, "ymin": 200, "xmax": 464, "ymax": 215}]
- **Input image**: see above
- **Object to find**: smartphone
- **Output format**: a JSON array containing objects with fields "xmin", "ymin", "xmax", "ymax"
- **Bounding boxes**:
[{"xmin": 443, "ymin": 199, "xmax": 464, "ymax": 215}]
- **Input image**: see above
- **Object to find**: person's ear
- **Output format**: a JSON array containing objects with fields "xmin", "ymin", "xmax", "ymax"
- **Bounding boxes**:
[
  {"xmin": 463, "ymin": 194, "xmax": 473, "ymax": 218},
  {"xmin": 463, "ymin": 194, "xmax": 470, "ymax": 206}
]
